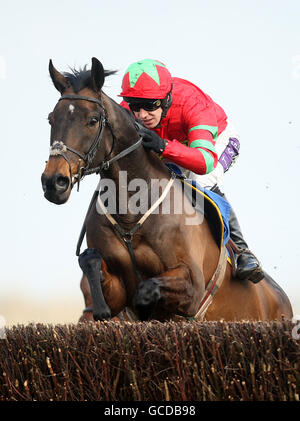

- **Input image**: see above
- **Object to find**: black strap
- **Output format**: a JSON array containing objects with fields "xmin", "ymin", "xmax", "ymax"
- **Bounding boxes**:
[
  {"xmin": 100, "ymin": 137, "xmax": 143, "ymax": 171},
  {"xmin": 59, "ymin": 94, "xmax": 104, "ymax": 109},
  {"xmin": 113, "ymin": 224, "xmax": 143, "ymax": 282},
  {"xmin": 66, "ymin": 145, "xmax": 86, "ymax": 161},
  {"xmin": 123, "ymin": 238, "xmax": 144, "ymax": 283},
  {"xmin": 54, "ymin": 94, "xmax": 107, "ymax": 186},
  {"xmin": 76, "ymin": 189, "xmax": 100, "ymax": 256}
]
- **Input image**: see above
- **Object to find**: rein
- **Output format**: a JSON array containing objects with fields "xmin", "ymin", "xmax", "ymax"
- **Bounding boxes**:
[{"xmin": 49, "ymin": 94, "xmax": 142, "ymax": 189}]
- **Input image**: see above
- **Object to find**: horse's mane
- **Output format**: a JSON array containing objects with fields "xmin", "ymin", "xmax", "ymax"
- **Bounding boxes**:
[{"xmin": 63, "ymin": 66, "xmax": 117, "ymax": 93}]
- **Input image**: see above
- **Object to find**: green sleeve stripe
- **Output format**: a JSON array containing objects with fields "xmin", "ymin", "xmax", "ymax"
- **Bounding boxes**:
[
  {"xmin": 189, "ymin": 125, "xmax": 218, "ymax": 140},
  {"xmin": 201, "ymin": 149, "xmax": 215, "ymax": 174},
  {"xmin": 190, "ymin": 139, "xmax": 216, "ymax": 153}
]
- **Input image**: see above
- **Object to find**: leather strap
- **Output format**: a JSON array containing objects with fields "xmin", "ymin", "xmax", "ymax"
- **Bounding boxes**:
[
  {"xmin": 99, "ymin": 137, "xmax": 143, "ymax": 171},
  {"xmin": 76, "ymin": 189, "xmax": 100, "ymax": 256},
  {"xmin": 59, "ymin": 94, "xmax": 104, "ymax": 109},
  {"xmin": 194, "ymin": 243, "xmax": 228, "ymax": 320}
]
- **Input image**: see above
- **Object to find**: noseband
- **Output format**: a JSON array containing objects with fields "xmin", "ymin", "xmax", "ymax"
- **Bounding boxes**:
[{"xmin": 49, "ymin": 94, "xmax": 142, "ymax": 189}]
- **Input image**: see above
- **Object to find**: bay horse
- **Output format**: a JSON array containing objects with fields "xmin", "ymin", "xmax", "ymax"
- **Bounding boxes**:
[{"xmin": 41, "ymin": 57, "xmax": 293, "ymax": 323}]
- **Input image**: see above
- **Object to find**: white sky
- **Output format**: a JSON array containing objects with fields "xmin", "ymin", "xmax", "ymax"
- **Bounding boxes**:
[{"xmin": 0, "ymin": 0, "xmax": 299, "ymax": 325}]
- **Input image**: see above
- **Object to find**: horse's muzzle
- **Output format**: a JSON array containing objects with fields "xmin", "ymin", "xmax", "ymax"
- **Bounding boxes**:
[{"xmin": 41, "ymin": 172, "xmax": 70, "ymax": 204}]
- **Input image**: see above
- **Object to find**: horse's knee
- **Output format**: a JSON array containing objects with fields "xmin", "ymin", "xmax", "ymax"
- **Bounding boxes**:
[
  {"xmin": 79, "ymin": 310, "xmax": 94, "ymax": 323},
  {"xmin": 78, "ymin": 248, "xmax": 102, "ymax": 274},
  {"xmin": 78, "ymin": 248, "xmax": 111, "ymax": 321},
  {"xmin": 133, "ymin": 278, "xmax": 161, "ymax": 320}
]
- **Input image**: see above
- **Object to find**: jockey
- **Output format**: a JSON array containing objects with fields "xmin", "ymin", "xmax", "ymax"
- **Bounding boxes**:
[{"xmin": 119, "ymin": 58, "xmax": 264, "ymax": 283}]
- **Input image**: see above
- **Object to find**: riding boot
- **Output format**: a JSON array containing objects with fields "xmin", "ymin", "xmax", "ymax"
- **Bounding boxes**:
[{"xmin": 211, "ymin": 185, "xmax": 264, "ymax": 283}]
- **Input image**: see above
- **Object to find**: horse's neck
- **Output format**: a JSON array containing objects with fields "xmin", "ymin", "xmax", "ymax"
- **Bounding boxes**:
[
  {"xmin": 102, "ymin": 93, "xmax": 170, "ymax": 183},
  {"xmin": 100, "ymin": 94, "xmax": 171, "ymax": 225}
]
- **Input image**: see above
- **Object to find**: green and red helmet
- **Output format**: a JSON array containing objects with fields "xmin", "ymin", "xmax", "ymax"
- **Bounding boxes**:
[{"xmin": 119, "ymin": 59, "xmax": 172, "ymax": 99}]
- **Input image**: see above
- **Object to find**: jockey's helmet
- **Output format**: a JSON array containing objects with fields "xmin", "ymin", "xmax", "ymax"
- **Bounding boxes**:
[{"xmin": 119, "ymin": 59, "xmax": 172, "ymax": 99}]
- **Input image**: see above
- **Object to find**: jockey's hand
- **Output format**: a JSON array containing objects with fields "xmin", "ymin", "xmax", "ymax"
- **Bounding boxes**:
[{"xmin": 136, "ymin": 124, "xmax": 167, "ymax": 155}]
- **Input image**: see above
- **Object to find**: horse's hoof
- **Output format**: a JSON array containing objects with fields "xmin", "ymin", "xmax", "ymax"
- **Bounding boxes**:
[
  {"xmin": 93, "ymin": 307, "xmax": 111, "ymax": 321},
  {"xmin": 133, "ymin": 278, "xmax": 161, "ymax": 320}
]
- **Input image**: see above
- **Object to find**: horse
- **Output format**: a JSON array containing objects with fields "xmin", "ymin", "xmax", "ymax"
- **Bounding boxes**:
[{"xmin": 41, "ymin": 57, "xmax": 293, "ymax": 323}]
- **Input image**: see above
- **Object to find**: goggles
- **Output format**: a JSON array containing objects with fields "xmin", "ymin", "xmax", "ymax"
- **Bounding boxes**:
[{"xmin": 127, "ymin": 99, "xmax": 162, "ymax": 112}]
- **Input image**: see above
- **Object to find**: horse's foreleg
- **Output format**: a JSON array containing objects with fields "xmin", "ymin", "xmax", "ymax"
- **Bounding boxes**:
[
  {"xmin": 133, "ymin": 263, "xmax": 198, "ymax": 321},
  {"xmin": 78, "ymin": 248, "xmax": 111, "ymax": 321}
]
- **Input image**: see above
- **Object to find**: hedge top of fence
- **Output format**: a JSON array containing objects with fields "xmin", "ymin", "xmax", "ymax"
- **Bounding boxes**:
[{"xmin": 0, "ymin": 320, "xmax": 299, "ymax": 401}]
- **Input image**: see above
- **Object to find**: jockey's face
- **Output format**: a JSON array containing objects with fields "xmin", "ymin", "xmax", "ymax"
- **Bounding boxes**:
[{"xmin": 133, "ymin": 107, "xmax": 163, "ymax": 129}]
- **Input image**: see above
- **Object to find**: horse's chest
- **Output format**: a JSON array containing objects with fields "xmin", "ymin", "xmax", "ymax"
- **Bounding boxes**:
[{"xmin": 103, "ymin": 240, "xmax": 164, "ymax": 278}]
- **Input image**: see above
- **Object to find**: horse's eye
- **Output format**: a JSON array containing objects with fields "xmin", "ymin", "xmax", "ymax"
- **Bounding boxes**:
[{"xmin": 88, "ymin": 117, "xmax": 99, "ymax": 126}]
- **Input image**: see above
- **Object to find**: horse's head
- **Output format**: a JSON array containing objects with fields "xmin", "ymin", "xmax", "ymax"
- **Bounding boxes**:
[{"xmin": 41, "ymin": 57, "xmax": 114, "ymax": 204}]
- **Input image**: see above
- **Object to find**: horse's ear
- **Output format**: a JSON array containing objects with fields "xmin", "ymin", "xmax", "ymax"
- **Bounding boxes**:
[
  {"xmin": 91, "ymin": 57, "xmax": 105, "ymax": 93},
  {"xmin": 49, "ymin": 59, "xmax": 70, "ymax": 93}
]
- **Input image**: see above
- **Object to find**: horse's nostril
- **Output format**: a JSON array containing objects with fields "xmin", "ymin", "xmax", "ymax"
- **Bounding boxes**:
[
  {"xmin": 54, "ymin": 175, "xmax": 70, "ymax": 193},
  {"xmin": 41, "ymin": 173, "xmax": 50, "ymax": 192},
  {"xmin": 41, "ymin": 173, "xmax": 70, "ymax": 194},
  {"xmin": 56, "ymin": 175, "xmax": 69, "ymax": 189}
]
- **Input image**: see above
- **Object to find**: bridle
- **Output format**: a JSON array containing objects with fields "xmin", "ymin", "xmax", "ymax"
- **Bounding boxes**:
[{"xmin": 49, "ymin": 94, "xmax": 142, "ymax": 190}]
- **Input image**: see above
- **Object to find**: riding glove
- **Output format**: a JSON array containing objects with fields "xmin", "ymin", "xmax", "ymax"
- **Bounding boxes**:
[{"xmin": 137, "ymin": 124, "xmax": 167, "ymax": 155}]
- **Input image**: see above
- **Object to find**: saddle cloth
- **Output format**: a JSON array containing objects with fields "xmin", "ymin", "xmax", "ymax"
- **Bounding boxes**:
[
  {"xmin": 165, "ymin": 162, "xmax": 231, "ymax": 248},
  {"xmin": 181, "ymin": 179, "xmax": 231, "ymax": 248}
]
